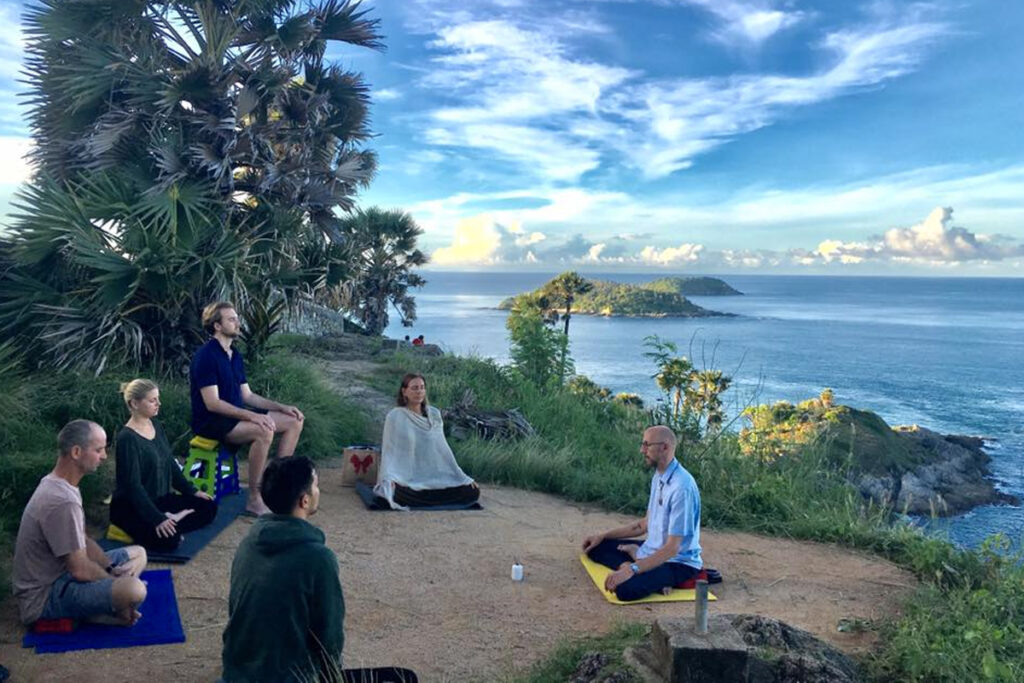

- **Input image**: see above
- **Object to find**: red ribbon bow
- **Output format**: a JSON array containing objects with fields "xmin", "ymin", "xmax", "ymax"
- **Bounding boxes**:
[{"xmin": 350, "ymin": 453, "xmax": 374, "ymax": 474}]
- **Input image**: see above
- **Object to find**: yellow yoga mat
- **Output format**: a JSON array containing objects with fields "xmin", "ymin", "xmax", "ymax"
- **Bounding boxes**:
[{"xmin": 580, "ymin": 553, "xmax": 717, "ymax": 605}]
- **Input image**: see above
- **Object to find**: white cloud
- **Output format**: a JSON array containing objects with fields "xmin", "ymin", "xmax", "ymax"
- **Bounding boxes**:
[
  {"xmin": 638, "ymin": 243, "xmax": 704, "ymax": 265},
  {"xmin": 608, "ymin": 16, "xmax": 948, "ymax": 178},
  {"xmin": 417, "ymin": 17, "xmax": 633, "ymax": 183},
  {"xmin": 0, "ymin": 4, "xmax": 24, "ymax": 82},
  {"xmin": 398, "ymin": 2, "xmax": 949, "ymax": 184},
  {"xmin": 813, "ymin": 207, "xmax": 1024, "ymax": 265},
  {"xmin": 431, "ymin": 215, "xmax": 545, "ymax": 265},
  {"xmin": 428, "ymin": 219, "xmax": 709, "ymax": 267},
  {"xmin": 682, "ymin": 0, "xmax": 804, "ymax": 45},
  {"xmin": 424, "ymin": 123, "xmax": 601, "ymax": 182},
  {"xmin": 401, "ymin": 163, "xmax": 1024, "ymax": 258},
  {"xmin": 375, "ymin": 88, "xmax": 402, "ymax": 101}
]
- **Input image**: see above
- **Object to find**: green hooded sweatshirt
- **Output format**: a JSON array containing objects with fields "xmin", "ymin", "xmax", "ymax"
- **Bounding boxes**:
[{"xmin": 222, "ymin": 514, "xmax": 345, "ymax": 683}]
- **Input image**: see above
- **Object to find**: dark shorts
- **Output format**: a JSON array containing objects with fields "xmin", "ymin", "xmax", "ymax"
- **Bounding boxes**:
[
  {"xmin": 194, "ymin": 415, "xmax": 241, "ymax": 442},
  {"xmin": 195, "ymin": 407, "xmax": 269, "ymax": 442}
]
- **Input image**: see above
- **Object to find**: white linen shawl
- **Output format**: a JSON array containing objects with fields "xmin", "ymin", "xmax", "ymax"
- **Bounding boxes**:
[{"xmin": 374, "ymin": 406, "xmax": 474, "ymax": 510}]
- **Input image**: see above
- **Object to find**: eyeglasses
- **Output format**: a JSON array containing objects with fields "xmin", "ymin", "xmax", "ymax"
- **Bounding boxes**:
[{"xmin": 640, "ymin": 441, "xmax": 668, "ymax": 449}]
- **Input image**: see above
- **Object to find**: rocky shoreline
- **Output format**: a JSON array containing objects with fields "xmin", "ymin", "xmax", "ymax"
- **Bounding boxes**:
[{"xmin": 856, "ymin": 425, "xmax": 1018, "ymax": 516}]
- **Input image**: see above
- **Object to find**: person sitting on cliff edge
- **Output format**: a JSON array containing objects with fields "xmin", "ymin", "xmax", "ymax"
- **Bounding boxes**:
[{"xmin": 581, "ymin": 425, "xmax": 702, "ymax": 601}]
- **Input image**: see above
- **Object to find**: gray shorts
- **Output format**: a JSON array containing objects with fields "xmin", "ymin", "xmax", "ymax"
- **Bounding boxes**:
[{"xmin": 39, "ymin": 548, "xmax": 131, "ymax": 620}]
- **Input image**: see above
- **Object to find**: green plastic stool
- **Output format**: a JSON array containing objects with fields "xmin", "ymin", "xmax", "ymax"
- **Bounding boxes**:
[{"xmin": 183, "ymin": 435, "xmax": 240, "ymax": 500}]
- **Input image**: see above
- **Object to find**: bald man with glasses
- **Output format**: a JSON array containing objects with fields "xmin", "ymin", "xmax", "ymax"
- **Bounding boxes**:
[{"xmin": 581, "ymin": 425, "xmax": 703, "ymax": 601}]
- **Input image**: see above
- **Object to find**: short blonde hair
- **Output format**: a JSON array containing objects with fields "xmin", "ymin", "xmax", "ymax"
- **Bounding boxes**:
[
  {"xmin": 202, "ymin": 301, "xmax": 236, "ymax": 334},
  {"xmin": 120, "ymin": 378, "xmax": 158, "ymax": 411}
]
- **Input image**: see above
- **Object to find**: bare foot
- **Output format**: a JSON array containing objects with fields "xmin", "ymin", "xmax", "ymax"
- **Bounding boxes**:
[
  {"xmin": 616, "ymin": 543, "xmax": 640, "ymax": 560},
  {"xmin": 87, "ymin": 608, "xmax": 141, "ymax": 627},
  {"xmin": 246, "ymin": 498, "xmax": 271, "ymax": 516}
]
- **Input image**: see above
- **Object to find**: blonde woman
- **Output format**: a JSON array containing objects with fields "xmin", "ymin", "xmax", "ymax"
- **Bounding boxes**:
[{"xmin": 110, "ymin": 379, "xmax": 217, "ymax": 551}]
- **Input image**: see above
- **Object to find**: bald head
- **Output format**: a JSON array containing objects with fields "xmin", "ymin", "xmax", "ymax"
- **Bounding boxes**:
[
  {"xmin": 645, "ymin": 425, "xmax": 677, "ymax": 453},
  {"xmin": 641, "ymin": 425, "xmax": 677, "ymax": 471}
]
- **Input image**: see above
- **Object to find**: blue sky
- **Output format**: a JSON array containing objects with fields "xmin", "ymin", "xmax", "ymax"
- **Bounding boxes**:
[{"xmin": 1, "ymin": 0, "xmax": 1023, "ymax": 274}]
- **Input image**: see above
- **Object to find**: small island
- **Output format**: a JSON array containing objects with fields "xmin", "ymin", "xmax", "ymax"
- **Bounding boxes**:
[{"xmin": 498, "ymin": 275, "xmax": 741, "ymax": 318}]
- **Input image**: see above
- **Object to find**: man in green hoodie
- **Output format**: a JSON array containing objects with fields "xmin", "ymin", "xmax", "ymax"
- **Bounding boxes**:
[{"xmin": 222, "ymin": 456, "xmax": 344, "ymax": 682}]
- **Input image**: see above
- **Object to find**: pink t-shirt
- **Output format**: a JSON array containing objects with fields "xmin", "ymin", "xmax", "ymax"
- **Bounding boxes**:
[{"xmin": 12, "ymin": 473, "xmax": 87, "ymax": 624}]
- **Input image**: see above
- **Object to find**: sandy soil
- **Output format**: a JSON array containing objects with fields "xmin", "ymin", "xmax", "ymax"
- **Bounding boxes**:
[{"xmin": 0, "ymin": 477, "xmax": 916, "ymax": 682}]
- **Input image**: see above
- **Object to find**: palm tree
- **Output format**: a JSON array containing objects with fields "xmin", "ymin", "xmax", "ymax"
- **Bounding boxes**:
[
  {"xmin": 0, "ymin": 0, "xmax": 382, "ymax": 372},
  {"xmin": 336, "ymin": 207, "xmax": 428, "ymax": 335},
  {"xmin": 544, "ymin": 271, "xmax": 593, "ymax": 337},
  {"xmin": 543, "ymin": 271, "xmax": 592, "ymax": 383}
]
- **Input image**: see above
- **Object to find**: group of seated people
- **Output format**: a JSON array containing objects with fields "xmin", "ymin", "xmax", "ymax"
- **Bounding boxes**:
[{"xmin": 11, "ymin": 301, "xmax": 702, "ymax": 682}]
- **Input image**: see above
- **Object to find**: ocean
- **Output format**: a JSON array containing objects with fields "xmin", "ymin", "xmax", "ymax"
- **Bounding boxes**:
[{"xmin": 385, "ymin": 272, "xmax": 1024, "ymax": 549}]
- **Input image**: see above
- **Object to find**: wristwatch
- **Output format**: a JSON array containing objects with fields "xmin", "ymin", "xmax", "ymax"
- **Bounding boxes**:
[{"xmin": 629, "ymin": 563, "xmax": 640, "ymax": 575}]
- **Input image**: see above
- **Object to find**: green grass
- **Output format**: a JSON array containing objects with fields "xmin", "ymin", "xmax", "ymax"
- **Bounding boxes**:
[
  {"xmin": 369, "ymin": 348, "xmax": 1024, "ymax": 682},
  {"xmin": 0, "ymin": 348, "xmax": 371, "ymax": 591},
  {"xmin": 505, "ymin": 623, "xmax": 647, "ymax": 683}
]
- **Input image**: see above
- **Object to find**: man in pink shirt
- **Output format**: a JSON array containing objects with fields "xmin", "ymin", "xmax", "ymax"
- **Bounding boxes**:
[{"xmin": 13, "ymin": 420, "xmax": 148, "ymax": 626}]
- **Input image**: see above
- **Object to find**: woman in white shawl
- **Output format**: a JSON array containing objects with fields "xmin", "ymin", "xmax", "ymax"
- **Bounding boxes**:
[{"xmin": 374, "ymin": 373, "xmax": 480, "ymax": 510}]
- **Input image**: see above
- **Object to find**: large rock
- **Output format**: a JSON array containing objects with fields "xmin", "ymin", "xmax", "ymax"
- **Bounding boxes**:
[
  {"xmin": 857, "ymin": 426, "xmax": 1017, "ymax": 516},
  {"xmin": 627, "ymin": 614, "xmax": 862, "ymax": 683}
]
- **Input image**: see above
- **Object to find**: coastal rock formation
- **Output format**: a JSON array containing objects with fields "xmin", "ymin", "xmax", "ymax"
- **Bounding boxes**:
[
  {"xmin": 742, "ymin": 394, "xmax": 1015, "ymax": 517},
  {"xmin": 857, "ymin": 426, "xmax": 1017, "ymax": 516}
]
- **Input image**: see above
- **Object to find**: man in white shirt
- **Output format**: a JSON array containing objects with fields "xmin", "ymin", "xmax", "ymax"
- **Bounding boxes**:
[{"xmin": 581, "ymin": 425, "xmax": 702, "ymax": 601}]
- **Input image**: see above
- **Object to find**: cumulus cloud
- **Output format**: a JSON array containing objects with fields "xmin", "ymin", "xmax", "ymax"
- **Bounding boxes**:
[
  {"xmin": 431, "ymin": 215, "xmax": 546, "ymax": 265},
  {"xmin": 429, "ymin": 220, "xmax": 709, "ymax": 267},
  {"xmin": 813, "ymin": 207, "xmax": 1023, "ymax": 265},
  {"xmin": 423, "ymin": 205, "xmax": 1023, "ymax": 272},
  {"xmin": 637, "ymin": 243, "xmax": 704, "ymax": 265}
]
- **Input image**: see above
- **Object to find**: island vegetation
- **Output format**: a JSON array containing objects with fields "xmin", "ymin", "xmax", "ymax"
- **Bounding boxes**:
[{"xmin": 498, "ymin": 273, "xmax": 740, "ymax": 318}]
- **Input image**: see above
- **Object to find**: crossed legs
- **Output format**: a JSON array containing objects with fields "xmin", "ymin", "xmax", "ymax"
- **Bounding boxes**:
[{"xmin": 225, "ymin": 411, "xmax": 304, "ymax": 515}]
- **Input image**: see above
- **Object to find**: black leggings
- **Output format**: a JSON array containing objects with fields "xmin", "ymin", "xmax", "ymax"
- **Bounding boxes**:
[
  {"xmin": 393, "ymin": 484, "xmax": 479, "ymax": 507},
  {"xmin": 110, "ymin": 493, "xmax": 218, "ymax": 552}
]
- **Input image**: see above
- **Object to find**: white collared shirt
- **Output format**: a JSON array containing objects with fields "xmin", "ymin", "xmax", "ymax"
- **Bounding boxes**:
[{"xmin": 637, "ymin": 458, "xmax": 702, "ymax": 569}]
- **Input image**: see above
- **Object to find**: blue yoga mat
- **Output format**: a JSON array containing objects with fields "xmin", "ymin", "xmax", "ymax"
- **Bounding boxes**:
[
  {"xmin": 99, "ymin": 491, "xmax": 248, "ymax": 563},
  {"xmin": 23, "ymin": 569, "xmax": 186, "ymax": 653},
  {"xmin": 355, "ymin": 480, "xmax": 483, "ymax": 511}
]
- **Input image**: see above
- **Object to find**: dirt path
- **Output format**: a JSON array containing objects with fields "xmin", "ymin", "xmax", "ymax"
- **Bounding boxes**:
[
  {"xmin": 0, "ymin": 354, "xmax": 917, "ymax": 681},
  {"xmin": 0, "ymin": 479, "xmax": 915, "ymax": 682}
]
